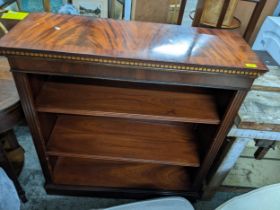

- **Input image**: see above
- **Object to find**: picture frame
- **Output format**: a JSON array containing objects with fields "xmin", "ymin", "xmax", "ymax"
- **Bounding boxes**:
[{"xmin": 72, "ymin": 0, "xmax": 108, "ymax": 18}]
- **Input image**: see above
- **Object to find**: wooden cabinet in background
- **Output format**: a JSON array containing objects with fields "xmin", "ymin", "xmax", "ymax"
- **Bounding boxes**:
[
  {"xmin": 0, "ymin": 13, "xmax": 267, "ymax": 198},
  {"xmin": 131, "ymin": 0, "xmax": 183, "ymax": 24}
]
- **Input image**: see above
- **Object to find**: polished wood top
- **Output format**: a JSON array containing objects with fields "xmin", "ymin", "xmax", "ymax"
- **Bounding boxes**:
[{"xmin": 0, "ymin": 13, "xmax": 267, "ymax": 76}]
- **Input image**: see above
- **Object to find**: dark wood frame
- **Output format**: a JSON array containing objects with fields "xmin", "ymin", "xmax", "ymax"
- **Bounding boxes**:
[{"xmin": 10, "ymin": 59, "xmax": 250, "ymax": 198}]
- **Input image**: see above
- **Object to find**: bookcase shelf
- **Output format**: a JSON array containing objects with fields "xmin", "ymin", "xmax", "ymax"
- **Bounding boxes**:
[
  {"xmin": 35, "ymin": 79, "xmax": 221, "ymax": 124},
  {"xmin": 47, "ymin": 115, "xmax": 200, "ymax": 167},
  {"xmin": 52, "ymin": 157, "xmax": 192, "ymax": 191}
]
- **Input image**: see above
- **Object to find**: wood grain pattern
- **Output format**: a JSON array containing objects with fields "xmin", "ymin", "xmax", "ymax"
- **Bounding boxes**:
[
  {"xmin": 0, "ymin": 13, "xmax": 267, "ymax": 75},
  {"xmin": 47, "ymin": 115, "xmax": 200, "ymax": 167},
  {"xmin": 53, "ymin": 157, "xmax": 191, "ymax": 191},
  {"xmin": 36, "ymin": 80, "xmax": 220, "ymax": 124}
]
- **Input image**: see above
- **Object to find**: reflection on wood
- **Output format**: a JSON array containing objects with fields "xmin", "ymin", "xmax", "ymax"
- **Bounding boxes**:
[{"xmin": 53, "ymin": 157, "xmax": 192, "ymax": 191}]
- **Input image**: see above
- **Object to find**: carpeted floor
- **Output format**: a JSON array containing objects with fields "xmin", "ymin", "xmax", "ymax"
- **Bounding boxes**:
[{"xmin": 15, "ymin": 125, "xmax": 241, "ymax": 210}]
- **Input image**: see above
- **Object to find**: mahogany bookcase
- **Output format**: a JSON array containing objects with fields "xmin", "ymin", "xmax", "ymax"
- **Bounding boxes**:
[{"xmin": 0, "ymin": 13, "xmax": 267, "ymax": 198}]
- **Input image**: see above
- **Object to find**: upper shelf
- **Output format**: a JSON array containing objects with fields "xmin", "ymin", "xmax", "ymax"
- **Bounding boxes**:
[
  {"xmin": 35, "ymin": 80, "xmax": 221, "ymax": 124},
  {"xmin": 0, "ymin": 13, "xmax": 267, "ymax": 76}
]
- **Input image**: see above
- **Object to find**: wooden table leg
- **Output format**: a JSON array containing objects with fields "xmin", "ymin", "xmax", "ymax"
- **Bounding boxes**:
[
  {"xmin": 243, "ymin": 0, "xmax": 267, "ymax": 42},
  {"xmin": 1, "ymin": 129, "xmax": 20, "ymax": 149},
  {"xmin": 0, "ymin": 130, "xmax": 27, "ymax": 203},
  {"xmin": 177, "ymin": 0, "xmax": 187, "ymax": 25},
  {"xmin": 254, "ymin": 139, "xmax": 276, "ymax": 160}
]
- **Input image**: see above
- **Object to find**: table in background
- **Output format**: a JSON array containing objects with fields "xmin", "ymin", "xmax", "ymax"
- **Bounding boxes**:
[
  {"xmin": 0, "ymin": 57, "xmax": 26, "ymax": 202},
  {"xmin": 205, "ymin": 57, "xmax": 280, "ymax": 198}
]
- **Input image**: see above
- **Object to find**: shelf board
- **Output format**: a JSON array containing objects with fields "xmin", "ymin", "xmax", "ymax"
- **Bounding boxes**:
[
  {"xmin": 36, "ymin": 81, "xmax": 220, "ymax": 124},
  {"xmin": 47, "ymin": 115, "xmax": 200, "ymax": 167},
  {"xmin": 53, "ymin": 157, "xmax": 192, "ymax": 191}
]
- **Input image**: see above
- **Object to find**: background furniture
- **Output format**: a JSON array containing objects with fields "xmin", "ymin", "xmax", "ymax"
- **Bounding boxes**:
[
  {"xmin": 0, "ymin": 13, "xmax": 266, "ymax": 198},
  {"xmin": 103, "ymin": 197, "xmax": 194, "ymax": 210},
  {"xmin": 274, "ymin": 1, "xmax": 280, "ymax": 16},
  {"xmin": 0, "ymin": 11, "xmax": 20, "ymax": 37},
  {"xmin": 0, "ymin": 57, "xmax": 26, "ymax": 202},
  {"xmin": 192, "ymin": 0, "xmax": 267, "ymax": 42},
  {"xmin": 0, "ymin": 0, "xmax": 20, "ymax": 10},
  {"xmin": 131, "ymin": 0, "xmax": 186, "ymax": 24},
  {"xmin": 253, "ymin": 16, "xmax": 280, "ymax": 65},
  {"xmin": 216, "ymin": 184, "xmax": 280, "ymax": 210},
  {"xmin": 42, "ymin": 0, "xmax": 50, "ymax": 12},
  {"xmin": 43, "ymin": 0, "xmax": 186, "ymax": 24},
  {"xmin": 101, "ymin": 184, "xmax": 280, "ymax": 210},
  {"xmin": 108, "ymin": 0, "xmax": 124, "ymax": 19},
  {"xmin": 205, "ymin": 58, "xmax": 280, "ymax": 197}
]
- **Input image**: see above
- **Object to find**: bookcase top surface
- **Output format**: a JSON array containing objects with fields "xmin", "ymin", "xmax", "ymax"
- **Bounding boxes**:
[{"xmin": 0, "ymin": 13, "xmax": 267, "ymax": 76}]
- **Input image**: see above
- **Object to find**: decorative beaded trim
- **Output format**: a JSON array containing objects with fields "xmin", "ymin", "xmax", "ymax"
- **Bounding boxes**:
[{"xmin": 1, "ymin": 50, "xmax": 260, "ymax": 76}]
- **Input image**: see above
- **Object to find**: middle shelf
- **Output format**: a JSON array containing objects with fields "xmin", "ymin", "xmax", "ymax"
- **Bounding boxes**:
[
  {"xmin": 46, "ymin": 115, "xmax": 200, "ymax": 167},
  {"xmin": 35, "ymin": 79, "xmax": 221, "ymax": 124}
]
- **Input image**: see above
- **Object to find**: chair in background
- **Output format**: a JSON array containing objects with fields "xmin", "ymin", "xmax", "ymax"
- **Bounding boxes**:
[
  {"xmin": 99, "ymin": 184, "xmax": 280, "ymax": 210},
  {"xmin": 192, "ymin": 0, "xmax": 267, "ymax": 42},
  {"xmin": 0, "ymin": 0, "xmax": 20, "ymax": 11},
  {"xmin": 0, "ymin": 2, "xmax": 26, "ymax": 202}
]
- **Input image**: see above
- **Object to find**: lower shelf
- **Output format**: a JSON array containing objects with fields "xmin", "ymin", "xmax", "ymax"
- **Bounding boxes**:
[{"xmin": 52, "ymin": 157, "xmax": 193, "ymax": 191}]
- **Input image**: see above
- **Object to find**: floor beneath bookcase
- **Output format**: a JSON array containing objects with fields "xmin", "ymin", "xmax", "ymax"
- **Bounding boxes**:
[{"xmin": 16, "ymin": 124, "xmax": 242, "ymax": 210}]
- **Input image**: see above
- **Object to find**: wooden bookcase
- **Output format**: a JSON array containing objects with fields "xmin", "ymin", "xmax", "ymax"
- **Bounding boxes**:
[{"xmin": 0, "ymin": 13, "xmax": 267, "ymax": 198}]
